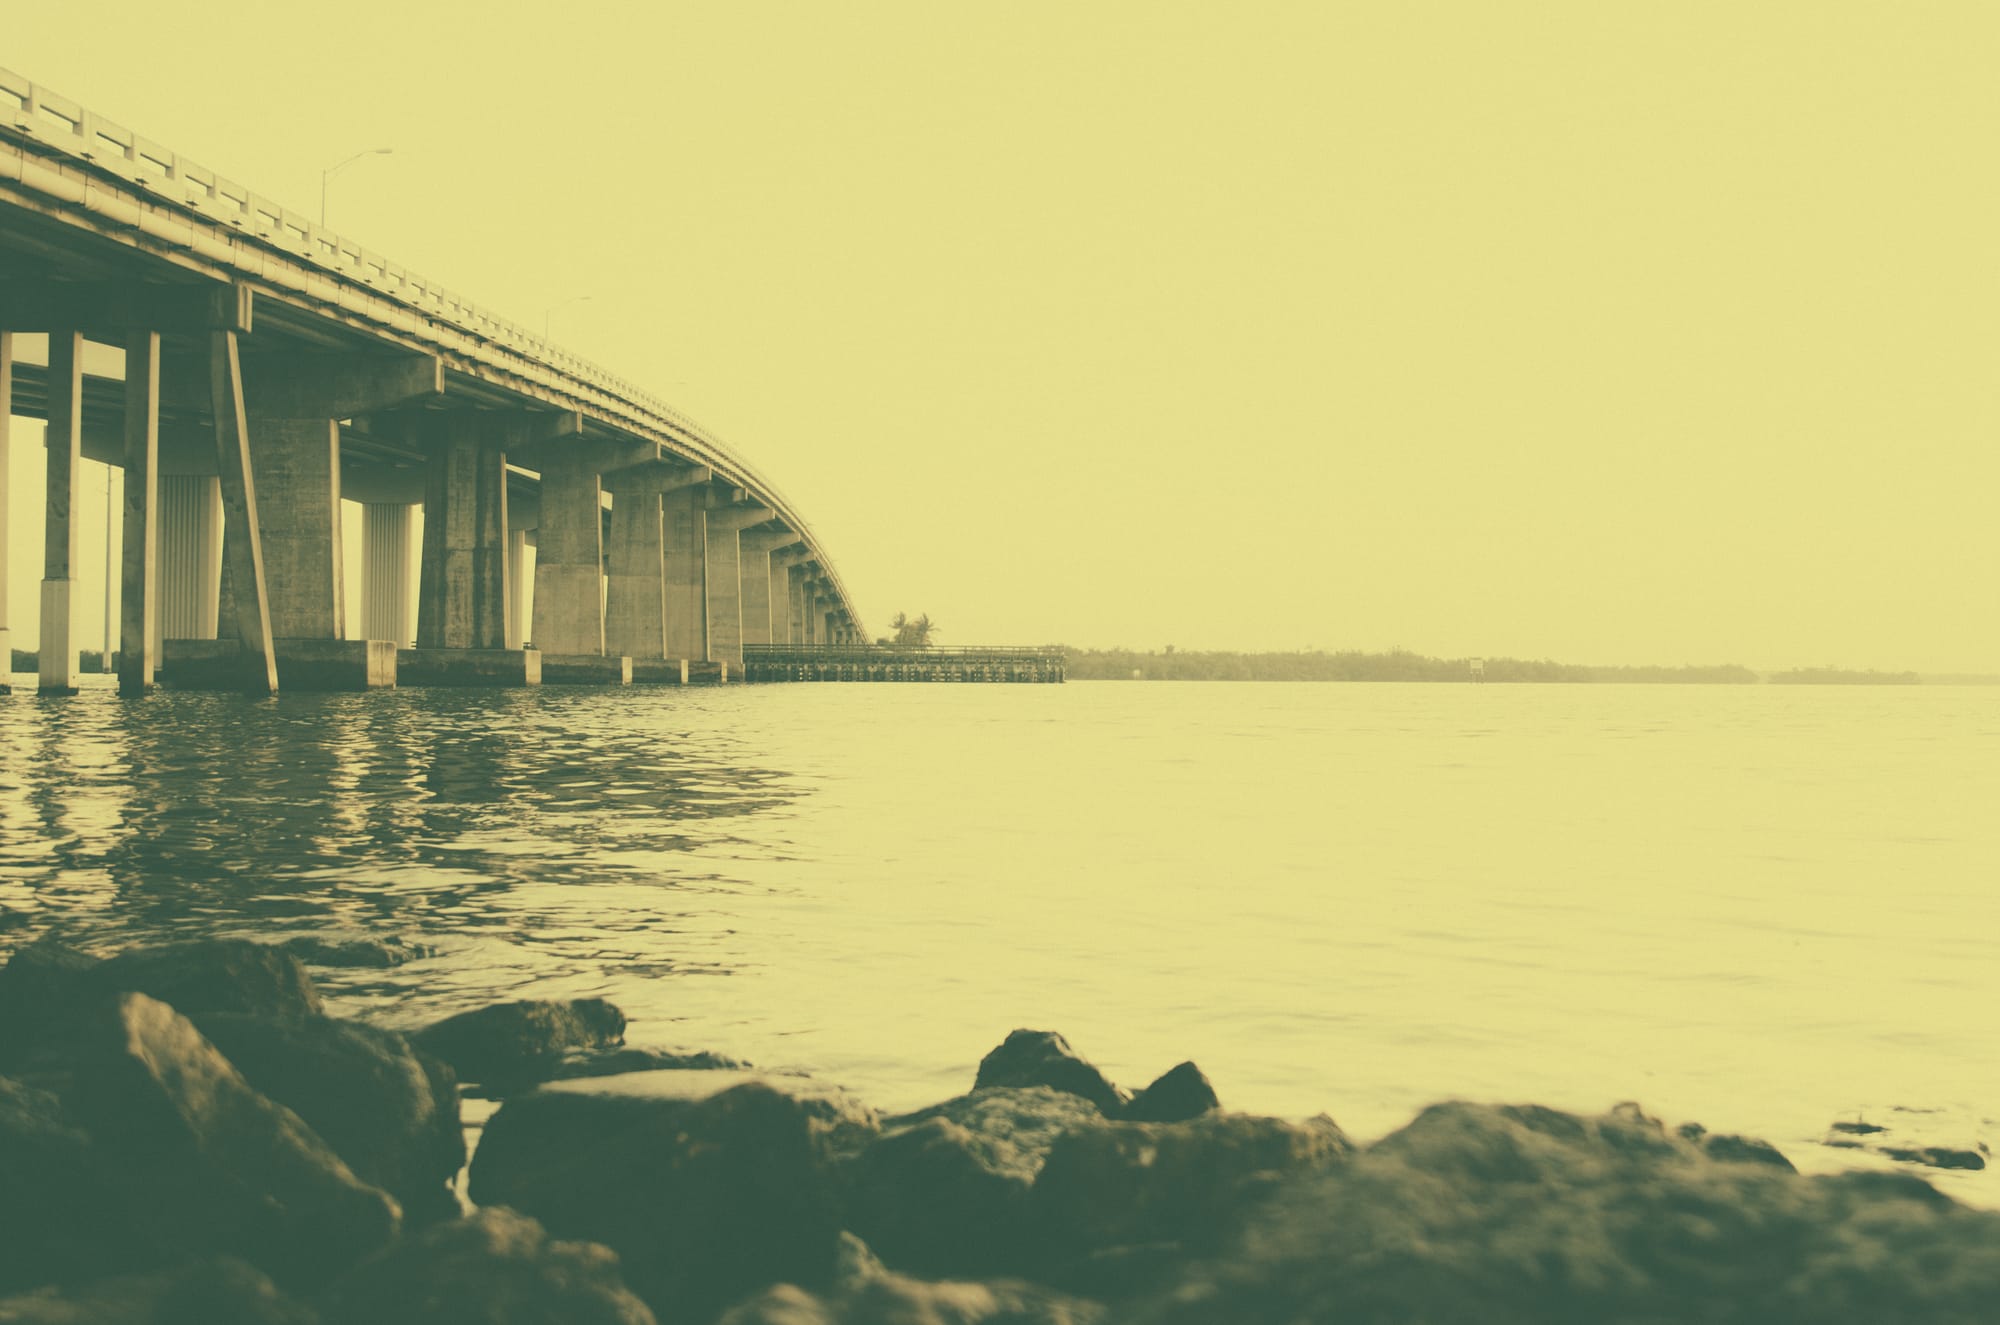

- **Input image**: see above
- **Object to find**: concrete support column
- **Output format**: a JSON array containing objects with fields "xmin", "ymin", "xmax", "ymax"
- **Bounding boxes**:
[
  {"xmin": 0, "ymin": 333, "xmax": 13, "ymax": 687},
  {"xmin": 604, "ymin": 487, "xmax": 666, "ymax": 660},
  {"xmin": 505, "ymin": 528, "xmax": 528, "ymax": 650},
  {"xmin": 531, "ymin": 459, "xmax": 604, "ymax": 654},
  {"xmin": 768, "ymin": 548, "xmax": 808, "ymax": 645},
  {"xmin": 38, "ymin": 329, "xmax": 83, "ymax": 694},
  {"xmin": 362, "ymin": 503, "xmax": 416, "ymax": 645},
  {"xmin": 209, "ymin": 330, "xmax": 279, "ymax": 692},
  {"xmin": 118, "ymin": 331, "xmax": 160, "ymax": 693},
  {"xmin": 703, "ymin": 506, "xmax": 775, "ymax": 667},
  {"xmin": 417, "ymin": 419, "xmax": 510, "ymax": 650},
  {"xmin": 737, "ymin": 530, "xmax": 799, "ymax": 648},
  {"xmin": 662, "ymin": 486, "xmax": 707, "ymax": 662},
  {"xmin": 248, "ymin": 416, "xmax": 344, "ymax": 639},
  {"xmin": 159, "ymin": 475, "xmax": 223, "ymax": 640}
]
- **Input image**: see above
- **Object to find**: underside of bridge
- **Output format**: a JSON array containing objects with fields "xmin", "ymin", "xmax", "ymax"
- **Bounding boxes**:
[{"xmin": 0, "ymin": 67, "xmax": 863, "ymax": 694}]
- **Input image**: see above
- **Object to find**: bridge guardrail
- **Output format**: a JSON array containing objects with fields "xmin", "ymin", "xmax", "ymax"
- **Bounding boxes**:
[{"xmin": 0, "ymin": 65, "xmax": 862, "ymax": 637}]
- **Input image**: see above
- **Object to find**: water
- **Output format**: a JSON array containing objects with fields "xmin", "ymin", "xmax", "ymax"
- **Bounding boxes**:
[{"xmin": 2, "ymin": 677, "xmax": 1994, "ymax": 1201}]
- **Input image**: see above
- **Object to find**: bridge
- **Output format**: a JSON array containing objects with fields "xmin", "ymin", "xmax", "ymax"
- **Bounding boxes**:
[{"xmin": 0, "ymin": 67, "xmax": 865, "ymax": 695}]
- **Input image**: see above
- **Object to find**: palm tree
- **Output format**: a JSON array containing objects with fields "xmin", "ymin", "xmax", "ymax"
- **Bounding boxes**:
[{"xmin": 888, "ymin": 612, "xmax": 938, "ymax": 648}]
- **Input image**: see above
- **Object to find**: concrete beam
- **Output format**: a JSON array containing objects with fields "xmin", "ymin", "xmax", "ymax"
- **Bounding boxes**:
[
  {"xmin": 0, "ymin": 280, "xmax": 253, "ymax": 335},
  {"xmin": 603, "ymin": 462, "xmax": 711, "ymax": 494},
  {"xmin": 165, "ymin": 351, "xmax": 442, "ymax": 419}
]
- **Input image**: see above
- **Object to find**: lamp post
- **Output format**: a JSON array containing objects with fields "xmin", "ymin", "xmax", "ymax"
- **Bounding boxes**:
[
  {"xmin": 543, "ymin": 295, "xmax": 592, "ymax": 341},
  {"xmin": 320, "ymin": 147, "xmax": 394, "ymax": 227}
]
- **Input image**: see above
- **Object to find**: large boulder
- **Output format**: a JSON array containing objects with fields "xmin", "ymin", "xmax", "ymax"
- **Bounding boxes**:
[
  {"xmin": 95, "ymin": 939, "xmax": 324, "ymax": 1023},
  {"xmin": 973, "ymin": 1031, "xmax": 1128, "ymax": 1117},
  {"xmin": 1032, "ymin": 1112, "xmax": 1353, "ymax": 1295},
  {"xmin": 413, "ymin": 998, "xmax": 627, "ymax": 1090},
  {"xmin": 470, "ymin": 1070, "xmax": 878, "ymax": 1322},
  {"xmin": 319, "ymin": 1207, "xmax": 656, "ymax": 1325},
  {"xmin": 60, "ymin": 992, "xmax": 399, "ymax": 1288},
  {"xmin": 843, "ymin": 1086, "xmax": 1104, "ymax": 1279},
  {"xmin": 198, "ymin": 1013, "xmax": 465, "ymax": 1224},
  {"xmin": 1124, "ymin": 1100, "xmax": 2000, "ymax": 1324},
  {"xmin": 0, "ymin": 1257, "xmax": 311, "ymax": 1325}
]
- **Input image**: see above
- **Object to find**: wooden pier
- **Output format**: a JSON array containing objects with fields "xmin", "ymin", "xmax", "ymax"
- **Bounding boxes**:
[{"xmin": 742, "ymin": 645, "xmax": 1065, "ymax": 683}]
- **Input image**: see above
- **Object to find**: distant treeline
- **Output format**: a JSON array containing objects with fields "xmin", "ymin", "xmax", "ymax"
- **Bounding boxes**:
[
  {"xmin": 1065, "ymin": 648, "xmax": 1921, "ymax": 684},
  {"xmin": 10, "ymin": 650, "xmax": 112, "ymax": 674}
]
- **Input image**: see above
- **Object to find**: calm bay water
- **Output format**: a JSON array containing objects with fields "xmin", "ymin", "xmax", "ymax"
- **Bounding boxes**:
[{"xmin": 1, "ymin": 677, "xmax": 1994, "ymax": 1199}]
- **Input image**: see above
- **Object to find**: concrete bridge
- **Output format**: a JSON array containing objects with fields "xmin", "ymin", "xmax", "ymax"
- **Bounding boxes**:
[{"xmin": 0, "ymin": 68, "xmax": 866, "ymax": 695}]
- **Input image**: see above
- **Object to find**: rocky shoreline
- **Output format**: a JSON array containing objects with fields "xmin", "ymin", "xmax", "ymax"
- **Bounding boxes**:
[{"xmin": 1, "ymin": 936, "xmax": 1996, "ymax": 1323}]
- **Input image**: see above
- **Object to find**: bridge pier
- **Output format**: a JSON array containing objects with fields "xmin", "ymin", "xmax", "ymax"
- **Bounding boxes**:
[
  {"xmin": 37, "ymin": 329, "xmax": 83, "ymax": 694},
  {"xmin": 703, "ymin": 500, "xmax": 775, "ymax": 670},
  {"xmin": 662, "ymin": 484, "xmax": 708, "ymax": 668},
  {"xmin": 739, "ymin": 529, "xmax": 801, "ymax": 648},
  {"xmin": 117, "ymin": 331, "xmax": 160, "ymax": 693},
  {"xmin": 768, "ymin": 546, "xmax": 809, "ymax": 645},
  {"xmin": 530, "ymin": 456, "xmax": 605, "ymax": 656},
  {"xmin": 417, "ymin": 416, "xmax": 510, "ymax": 651},
  {"xmin": 605, "ymin": 462, "xmax": 709, "ymax": 679}
]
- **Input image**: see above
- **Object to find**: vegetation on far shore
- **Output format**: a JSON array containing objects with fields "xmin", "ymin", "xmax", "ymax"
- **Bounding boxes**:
[{"xmin": 1062, "ymin": 647, "xmax": 1928, "ymax": 685}]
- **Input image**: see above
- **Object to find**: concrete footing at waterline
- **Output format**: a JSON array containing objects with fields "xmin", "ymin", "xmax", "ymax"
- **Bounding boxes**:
[
  {"xmin": 540, "ymin": 653, "xmax": 633, "ymax": 686},
  {"xmin": 161, "ymin": 638, "xmax": 398, "ymax": 691},
  {"xmin": 395, "ymin": 648, "xmax": 542, "ymax": 688}
]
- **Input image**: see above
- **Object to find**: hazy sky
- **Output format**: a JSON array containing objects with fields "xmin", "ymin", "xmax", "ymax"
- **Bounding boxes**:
[{"xmin": 6, "ymin": 3, "xmax": 1996, "ymax": 669}]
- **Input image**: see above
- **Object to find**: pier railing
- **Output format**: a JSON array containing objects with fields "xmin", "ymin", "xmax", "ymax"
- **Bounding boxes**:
[{"xmin": 743, "ymin": 645, "xmax": 1065, "ymax": 684}]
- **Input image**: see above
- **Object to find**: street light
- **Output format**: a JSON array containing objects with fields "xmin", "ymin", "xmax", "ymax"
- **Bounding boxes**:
[
  {"xmin": 544, "ymin": 294, "xmax": 592, "ymax": 341},
  {"xmin": 320, "ymin": 147, "xmax": 394, "ymax": 227}
]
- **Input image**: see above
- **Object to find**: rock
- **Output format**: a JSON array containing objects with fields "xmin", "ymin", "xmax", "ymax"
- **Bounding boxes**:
[
  {"xmin": 281, "ymin": 935, "xmax": 436, "ymax": 969},
  {"xmin": 1830, "ymin": 1119, "xmax": 1888, "ymax": 1135},
  {"xmin": 1120, "ymin": 1062, "xmax": 1220, "ymax": 1123},
  {"xmin": 0, "ymin": 1074, "xmax": 146, "ymax": 1292},
  {"xmin": 319, "ymin": 1207, "xmax": 656, "ymax": 1325},
  {"xmin": 549, "ymin": 1045, "xmax": 751, "ymax": 1082},
  {"xmin": 0, "ymin": 937, "xmax": 103, "ymax": 1069},
  {"xmin": 95, "ymin": 939, "xmax": 323, "ymax": 1023},
  {"xmin": 844, "ymin": 1086, "xmax": 1104, "ymax": 1279},
  {"xmin": 1033, "ymin": 1112, "xmax": 1353, "ymax": 1288},
  {"xmin": 1699, "ymin": 1132, "xmax": 1796, "ymax": 1171},
  {"xmin": 973, "ymin": 1030, "xmax": 1128, "ymax": 1117},
  {"xmin": 1121, "ymin": 1100, "xmax": 2000, "ymax": 1324},
  {"xmin": 470, "ymin": 1071, "xmax": 876, "ymax": 1323},
  {"xmin": 1882, "ymin": 1145, "xmax": 1986, "ymax": 1171},
  {"xmin": 0, "ymin": 1257, "xmax": 311, "ymax": 1325},
  {"xmin": 198, "ymin": 1013, "xmax": 465, "ymax": 1224},
  {"xmin": 717, "ymin": 1233, "xmax": 1105, "ymax": 1325},
  {"xmin": 0, "ymin": 905, "xmax": 32, "ymax": 932},
  {"xmin": 413, "ymin": 997, "xmax": 626, "ymax": 1089},
  {"xmin": 61, "ymin": 992, "xmax": 399, "ymax": 1287}
]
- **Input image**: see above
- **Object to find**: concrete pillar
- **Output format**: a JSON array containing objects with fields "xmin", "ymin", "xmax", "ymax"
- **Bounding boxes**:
[
  {"xmin": 531, "ymin": 459, "xmax": 604, "ymax": 654},
  {"xmin": 767, "ymin": 548, "xmax": 805, "ymax": 645},
  {"xmin": 209, "ymin": 330, "xmax": 278, "ymax": 693},
  {"xmin": 702, "ymin": 508, "xmax": 774, "ymax": 667},
  {"xmin": 604, "ymin": 487, "xmax": 666, "ymax": 660},
  {"xmin": 361, "ymin": 503, "xmax": 416, "ymax": 645},
  {"xmin": 738, "ymin": 531, "xmax": 800, "ymax": 649},
  {"xmin": 417, "ymin": 421, "xmax": 511, "ymax": 649},
  {"xmin": 159, "ymin": 476, "xmax": 223, "ymax": 640},
  {"xmin": 662, "ymin": 486, "xmax": 707, "ymax": 662},
  {"xmin": 118, "ymin": 331, "xmax": 160, "ymax": 693},
  {"xmin": 505, "ymin": 528, "xmax": 528, "ymax": 650},
  {"xmin": 38, "ymin": 329, "xmax": 83, "ymax": 694},
  {"xmin": 0, "ymin": 333, "xmax": 12, "ymax": 687},
  {"xmin": 248, "ymin": 416, "xmax": 343, "ymax": 639}
]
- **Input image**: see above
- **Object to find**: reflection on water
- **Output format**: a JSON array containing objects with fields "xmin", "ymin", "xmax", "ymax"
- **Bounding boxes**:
[{"xmin": 0, "ymin": 676, "xmax": 1995, "ymax": 1203}]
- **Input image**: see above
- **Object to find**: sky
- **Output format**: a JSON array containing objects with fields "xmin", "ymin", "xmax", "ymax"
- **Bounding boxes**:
[{"xmin": 4, "ymin": 2, "xmax": 1998, "ymax": 670}]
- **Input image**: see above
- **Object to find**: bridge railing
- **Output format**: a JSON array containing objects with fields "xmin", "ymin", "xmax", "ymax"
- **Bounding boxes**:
[{"xmin": 0, "ymin": 65, "xmax": 860, "ymax": 636}]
